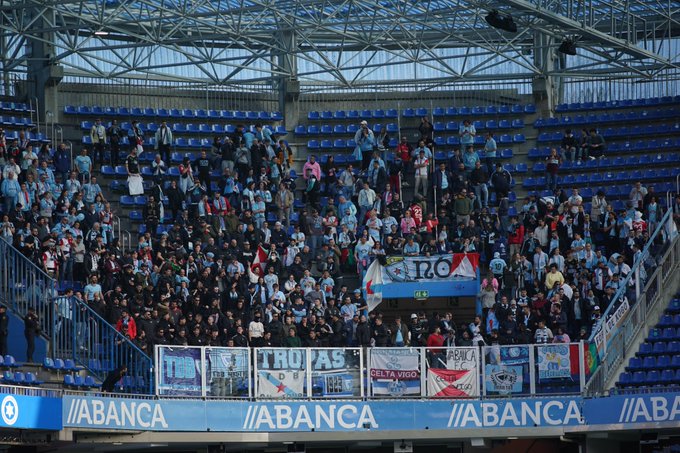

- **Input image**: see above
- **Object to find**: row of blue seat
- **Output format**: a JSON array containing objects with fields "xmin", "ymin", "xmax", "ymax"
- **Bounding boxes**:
[
  {"xmin": 522, "ymin": 168, "xmax": 679, "ymax": 188},
  {"xmin": 659, "ymin": 314, "xmax": 680, "ymax": 327},
  {"xmin": 648, "ymin": 327, "xmax": 680, "ymax": 343},
  {"xmin": 535, "ymin": 108, "xmax": 680, "ymax": 128},
  {"xmin": 64, "ymin": 374, "xmax": 98, "ymax": 389},
  {"xmin": 43, "ymin": 357, "xmax": 82, "ymax": 373},
  {"xmin": 637, "ymin": 341, "xmax": 678, "ymax": 357},
  {"xmin": 65, "ymin": 106, "xmax": 283, "ymax": 121},
  {"xmin": 0, "ymin": 130, "xmax": 48, "ymax": 142},
  {"xmin": 527, "ymin": 138, "xmax": 680, "ymax": 158},
  {"xmin": 306, "ymin": 104, "xmax": 536, "ymax": 121},
  {"xmin": 556, "ymin": 96, "xmax": 680, "ymax": 113},
  {"xmin": 537, "ymin": 123, "xmax": 680, "ymax": 142},
  {"xmin": 0, "ymin": 101, "xmax": 33, "ymax": 113},
  {"xmin": 617, "ymin": 370, "xmax": 680, "ymax": 387},
  {"xmin": 81, "ymin": 121, "xmax": 287, "ymax": 136},
  {"xmin": 2, "ymin": 371, "xmax": 42, "ymax": 386},
  {"xmin": 530, "ymin": 153, "xmax": 678, "ymax": 173},
  {"xmin": 0, "ymin": 116, "xmax": 35, "ymax": 128},
  {"xmin": 627, "ymin": 354, "xmax": 680, "ymax": 372},
  {"xmin": 296, "ymin": 119, "xmax": 525, "ymax": 136},
  {"xmin": 306, "ymin": 134, "xmax": 527, "ymax": 150}
]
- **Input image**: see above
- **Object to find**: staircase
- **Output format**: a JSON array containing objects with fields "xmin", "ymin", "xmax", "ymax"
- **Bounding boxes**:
[{"xmin": 0, "ymin": 239, "xmax": 153, "ymax": 393}]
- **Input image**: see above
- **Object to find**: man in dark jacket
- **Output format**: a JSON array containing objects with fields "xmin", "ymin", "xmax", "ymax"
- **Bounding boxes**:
[
  {"xmin": 24, "ymin": 307, "xmax": 40, "ymax": 362},
  {"xmin": 356, "ymin": 315, "xmax": 371, "ymax": 347},
  {"xmin": 0, "ymin": 305, "xmax": 8, "ymax": 356},
  {"xmin": 101, "ymin": 365, "xmax": 127, "ymax": 392},
  {"xmin": 371, "ymin": 316, "xmax": 390, "ymax": 347},
  {"xmin": 490, "ymin": 162, "xmax": 512, "ymax": 199}
]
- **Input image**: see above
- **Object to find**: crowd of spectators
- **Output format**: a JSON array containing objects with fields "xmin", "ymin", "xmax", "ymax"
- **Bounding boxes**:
[{"xmin": 0, "ymin": 114, "xmax": 675, "ymax": 361}]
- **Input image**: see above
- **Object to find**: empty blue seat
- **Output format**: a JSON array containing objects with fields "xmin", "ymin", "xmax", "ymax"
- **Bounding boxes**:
[
  {"xmin": 63, "ymin": 374, "xmax": 75, "ymax": 387},
  {"xmin": 657, "ymin": 355, "xmax": 671, "ymax": 369},
  {"xmin": 333, "ymin": 139, "xmax": 346, "ymax": 149},
  {"xmin": 333, "ymin": 110, "xmax": 346, "ymax": 119},
  {"xmin": 320, "ymin": 125, "xmax": 332, "ymax": 134},
  {"xmin": 84, "ymin": 375, "xmax": 98, "ymax": 389},
  {"xmin": 617, "ymin": 372, "xmax": 632, "ymax": 387},
  {"xmin": 373, "ymin": 109, "xmax": 385, "ymax": 118},
  {"xmin": 385, "ymin": 109, "xmax": 398, "ymax": 118},
  {"xmin": 333, "ymin": 124, "xmax": 347, "ymax": 134},
  {"xmin": 402, "ymin": 108, "xmax": 415, "ymax": 117},
  {"xmin": 320, "ymin": 139, "xmax": 332, "ymax": 149},
  {"xmin": 64, "ymin": 359, "xmax": 79, "ymax": 372},
  {"xmin": 499, "ymin": 134, "xmax": 512, "ymax": 144},
  {"xmin": 4, "ymin": 355, "xmax": 17, "ymax": 368},
  {"xmin": 53, "ymin": 358, "xmax": 65, "ymax": 371},
  {"xmin": 642, "ymin": 356, "xmax": 657, "ymax": 369},
  {"xmin": 307, "ymin": 140, "xmax": 319, "ymax": 149},
  {"xmin": 626, "ymin": 356, "xmax": 642, "ymax": 372},
  {"xmin": 120, "ymin": 195, "xmax": 135, "ymax": 206},
  {"xmin": 432, "ymin": 107, "xmax": 445, "ymax": 117},
  {"xmin": 360, "ymin": 109, "xmax": 372, "ymax": 119},
  {"xmin": 500, "ymin": 149, "xmax": 513, "ymax": 159},
  {"xmin": 307, "ymin": 125, "xmax": 319, "ymax": 135},
  {"xmin": 652, "ymin": 342, "xmax": 667, "ymax": 355},
  {"xmin": 25, "ymin": 372, "xmax": 42, "ymax": 386},
  {"xmin": 486, "ymin": 120, "xmax": 498, "ymax": 129},
  {"xmin": 631, "ymin": 371, "xmax": 646, "ymax": 386}
]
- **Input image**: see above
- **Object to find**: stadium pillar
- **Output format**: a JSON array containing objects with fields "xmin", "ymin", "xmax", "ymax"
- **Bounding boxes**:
[
  {"xmin": 275, "ymin": 29, "xmax": 300, "ymax": 131},
  {"xmin": 24, "ymin": 8, "xmax": 62, "ymax": 125},
  {"xmin": 532, "ymin": 33, "xmax": 562, "ymax": 116},
  {"xmin": 584, "ymin": 436, "xmax": 624, "ymax": 453}
]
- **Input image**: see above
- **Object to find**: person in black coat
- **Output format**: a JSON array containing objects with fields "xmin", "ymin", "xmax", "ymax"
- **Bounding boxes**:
[
  {"xmin": 101, "ymin": 365, "xmax": 128, "ymax": 392},
  {"xmin": 355, "ymin": 315, "xmax": 371, "ymax": 347},
  {"xmin": 24, "ymin": 307, "xmax": 40, "ymax": 362}
]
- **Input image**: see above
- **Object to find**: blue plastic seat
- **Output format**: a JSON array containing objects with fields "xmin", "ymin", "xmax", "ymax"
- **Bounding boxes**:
[
  {"xmin": 360, "ymin": 109, "xmax": 372, "ymax": 119},
  {"xmin": 646, "ymin": 370, "xmax": 661, "ymax": 385},
  {"xmin": 4, "ymin": 355, "xmax": 17, "ymax": 368},
  {"xmin": 307, "ymin": 140, "xmax": 319, "ymax": 149},
  {"xmin": 500, "ymin": 149, "xmax": 513, "ymax": 159},
  {"xmin": 120, "ymin": 195, "xmax": 135, "ymax": 207},
  {"xmin": 617, "ymin": 372, "xmax": 632, "ymax": 387},
  {"xmin": 25, "ymin": 372, "xmax": 42, "ymax": 386},
  {"xmin": 652, "ymin": 342, "xmax": 667, "ymax": 355},
  {"xmin": 373, "ymin": 109, "xmax": 385, "ymax": 118},
  {"xmin": 333, "ymin": 139, "xmax": 346, "ymax": 149},
  {"xmin": 320, "ymin": 124, "xmax": 333, "ymax": 135},
  {"xmin": 499, "ymin": 134, "xmax": 512, "ymax": 144},
  {"xmin": 642, "ymin": 356, "xmax": 657, "ymax": 369},
  {"xmin": 84, "ymin": 375, "xmax": 98, "ymax": 389},
  {"xmin": 626, "ymin": 357, "xmax": 642, "ymax": 372},
  {"xmin": 432, "ymin": 107, "xmax": 445, "ymax": 117},
  {"xmin": 631, "ymin": 371, "xmax": 646, "ymax": 386},
  {"xmin": 333, "ymin": 124, "xmax": 347, "ymax": 134},
  {"xmin": 63, "ymin": 374, "xmax": 75, "ymax": 387},
  {"xmin": 402, "ymin": 108, "xmax": 415, "ymax": 117},
  {"xmin": 657, "ymin": 355, "xmax": 671, "ymax": 369},
  {"xmin": 64, "ymin": 359, "xmax": 79, "ymax": 372},
  {"xmin": 333, "ymin": 110, "xmax": 346, "ymax": 119}
]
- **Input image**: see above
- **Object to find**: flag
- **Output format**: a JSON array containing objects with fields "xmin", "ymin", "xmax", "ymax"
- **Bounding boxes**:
[
  {"xmin": 363, "ymin": 259, "xmax": 384, "ymax": 312},
  {"xmin": 450, "ymin": 253, "xmax": 480, "ymax": 279},
  {"xmin": 251, "ymin": 245, "xmax": 269, "ymax": 274},
  {"xmin": 583, "ymin": 342, "xmax": 599, "ymax": 378},
  {"xmin": 257, "ymin": 371, "xmax": 304, "ymax": 398},
  {"xmin": 427, "ymin": 368, "xmax": 477, "ymax": 397}
]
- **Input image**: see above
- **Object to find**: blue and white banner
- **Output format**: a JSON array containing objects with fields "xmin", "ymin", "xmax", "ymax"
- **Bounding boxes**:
[
  {"xmin": 156, "ymin": 346, "xmax": 203, "ymax": 396},
  {"xmin": 583, "ymin": 393, "xmax": 680, "ymax": 425},
  {"xmin": 369, "ymin": 348, "xmax": 421, "ymax": 396},
  {"xmin": 256, "ymin": 348, "xmax": 307, "ymax": 398},
  {"xmin": 485, "ymin": 365, "xmax": 524, "ymax": 394},
  {"xmin": 205, "ymin": 347, "xmax": 249, "ymax": 397},
  {"xmin": 310, "ymin": 348, "xmax": 362, "ymax": 398},
  {"xmin": 537, "ymin": 344, "xmax": 571, "ymax": 379},
  {"xmin": 62, "ymin": 395, "xmax": 584, "ymax": 432},
  {"xmin": 0, "ymin": 392, "xmax": 62, "ymax": 430}
]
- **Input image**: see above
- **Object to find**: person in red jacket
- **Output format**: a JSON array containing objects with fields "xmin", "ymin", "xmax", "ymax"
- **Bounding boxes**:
[
  {"xmin": 426, "ymin": 326, "xmax": 446, "ymax": 366},
  {"xmin": 507, "ymin": 216, "xmax": 525, "ymax": 258},
  {"xmin": 115, "ymin": 310, "xmax": 137, "ymax": 340}
]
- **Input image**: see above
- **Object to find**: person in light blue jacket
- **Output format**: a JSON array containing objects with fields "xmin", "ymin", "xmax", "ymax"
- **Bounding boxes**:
[
  {"xmin": 1, "ymin": 172, "xmax": 20, "ymax": 214},
  {"xmin": 353, "ymin": 121, "xmax": 375, "ymax": 170}
]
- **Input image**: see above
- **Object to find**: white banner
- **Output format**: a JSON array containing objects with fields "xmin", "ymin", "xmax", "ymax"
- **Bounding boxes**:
[
  {"xmin": 369, "ymin": 348, "xmax": 421, "ymax": 396},
  {"xmin": 257, "ymin": 371, "xmax": 304, "ymax": 398},
  {"xmin": 427, "ymin": 347, "xmax": 480, "ymax": 397},
  {"xmin": 537, "ymin": 344, "xmax": 571, "ymax": 379},
  {"xmin": 380, "ymin": 253, "xmax": 479, "ymax": 283}
]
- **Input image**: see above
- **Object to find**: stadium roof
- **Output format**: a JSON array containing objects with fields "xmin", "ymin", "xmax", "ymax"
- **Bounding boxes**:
[{"xmin": 2, "ymin": 0, "xmax": 679, "ymax": 90}]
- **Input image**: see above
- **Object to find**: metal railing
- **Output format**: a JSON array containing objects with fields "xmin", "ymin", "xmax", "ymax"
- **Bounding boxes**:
[
  {"xmin": 0, "ymin": 239, "xmax": 57, "ymax": 344},
  {"xmin": 52, "ymin": 294, "xmax": 153, "ymax": 394},
  {"xmin": 0, "ymin": 238, "xmax": 152, "ymax": 392},
  {"xmin": 154, "ymin": 343, "xmax": 586, "ymax": 400},
  {"xmin": 585, "ymin": 226, "xmax": 680, "ymax": 396}
]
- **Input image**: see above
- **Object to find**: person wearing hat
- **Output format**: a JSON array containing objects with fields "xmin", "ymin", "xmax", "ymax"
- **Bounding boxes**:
[{"xmin": 354, "ymin": 120, "xmax": 375, "ymax": 170}]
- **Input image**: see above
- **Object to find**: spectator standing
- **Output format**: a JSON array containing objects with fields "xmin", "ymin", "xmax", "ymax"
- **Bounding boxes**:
[
  {"xmin": 413, "ymin": 150, "xmax": 429, "ymax": 199},
  {"xmin": 154, "ymin": 122, "xmax": 173, "ymax": 164},
  {"xmin": 483, "ymin": 132, "xmax": 497, "ymax": 174},
  {"xmin": 106, "ymin": 119, "xmax": 122, "ymax": 166},
  {"xmin": 545, "ymin": 148, "xmax": 561, "ymax": 192},
  {"xmin": 459, "ymin": 119, "xmax": 475, "ymax": 152},
  {"xmin": 90, "ymin": 119, "xmax": 106, "ymax": 169},
  {"xmin": 354, "ymin": 121, "xmax": 375, "ymax": 170},
  {"xmin": 24, "ymin": 307, "xmax": 40, "ymax": 362}
]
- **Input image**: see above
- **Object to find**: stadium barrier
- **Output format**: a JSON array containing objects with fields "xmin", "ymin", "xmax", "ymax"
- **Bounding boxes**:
[
  {"xmin": 0, "ymin": 239, "xmax": 57, "ymax": 346},
  {"xmin": 586, "ymin": 213, "xmax": 680, "ymax": 395},
  {"xmin": 154, "ymin": 343, "xmax": 588, "ymax": 399}
]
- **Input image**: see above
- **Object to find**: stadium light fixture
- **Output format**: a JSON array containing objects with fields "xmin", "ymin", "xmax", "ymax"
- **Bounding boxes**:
[
  {"xmin": 485, "ymin": 10, "xmax": 518, "ymax": 33},
  {"xmin": 558, "ymin": 38, "xmax": 577, "ymax": 56}
]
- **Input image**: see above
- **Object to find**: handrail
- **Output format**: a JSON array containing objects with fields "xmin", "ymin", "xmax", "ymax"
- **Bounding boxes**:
[
  {"xmin": 53, "ymin": 293, "xmax": 153, "ymax": 393},
  {"xmin": 588, "ymin": 207, "xmax": 673, "ymax": 343},
  {"xmin": 584, "ymin": 227, "xmax": 679, "ymax": 396},
  {"xmin": 0, "ymin": 237, "xmax": 57, "ymax": 343}
]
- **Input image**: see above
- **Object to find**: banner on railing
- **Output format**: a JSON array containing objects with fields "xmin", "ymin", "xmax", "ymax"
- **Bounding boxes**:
[
  {"xmin": 427, "ymin": 347, "xmax": 480, "ymax": 397},
  {"xmin": 369, "ymin": 348, "xmax": 421, "ymax": 396},
  {"xmin": 256, "ymin": 348, "xmax": 306, "ymax": 398},
  {"xmin": 156, "ymin": 346, "xmax": 203, "ymax": 396},
  {"xmin": 484, "ymin": 345, "xmax": 530, "ymax": 395},
  {"xmin": 381, "ymin": 253, "xmax": 479, "ymax": 282},
  {"xmin": 310, "ymin": 348, "xmax": 362, "ymax": 398},
  {"xmin": 594, "ymin": 298, "xmax": 630, "ymax": 359},
  {"xmin": 362, "ymin": 253, "xmax": 481, "ymax": 300},
  {"xmin": 537, "ymin": 345, "xmax": 571, "ymax": 379},
  {"xmin": 205, "ymin": 348, "xmax": 249, "ymax": 397}
]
